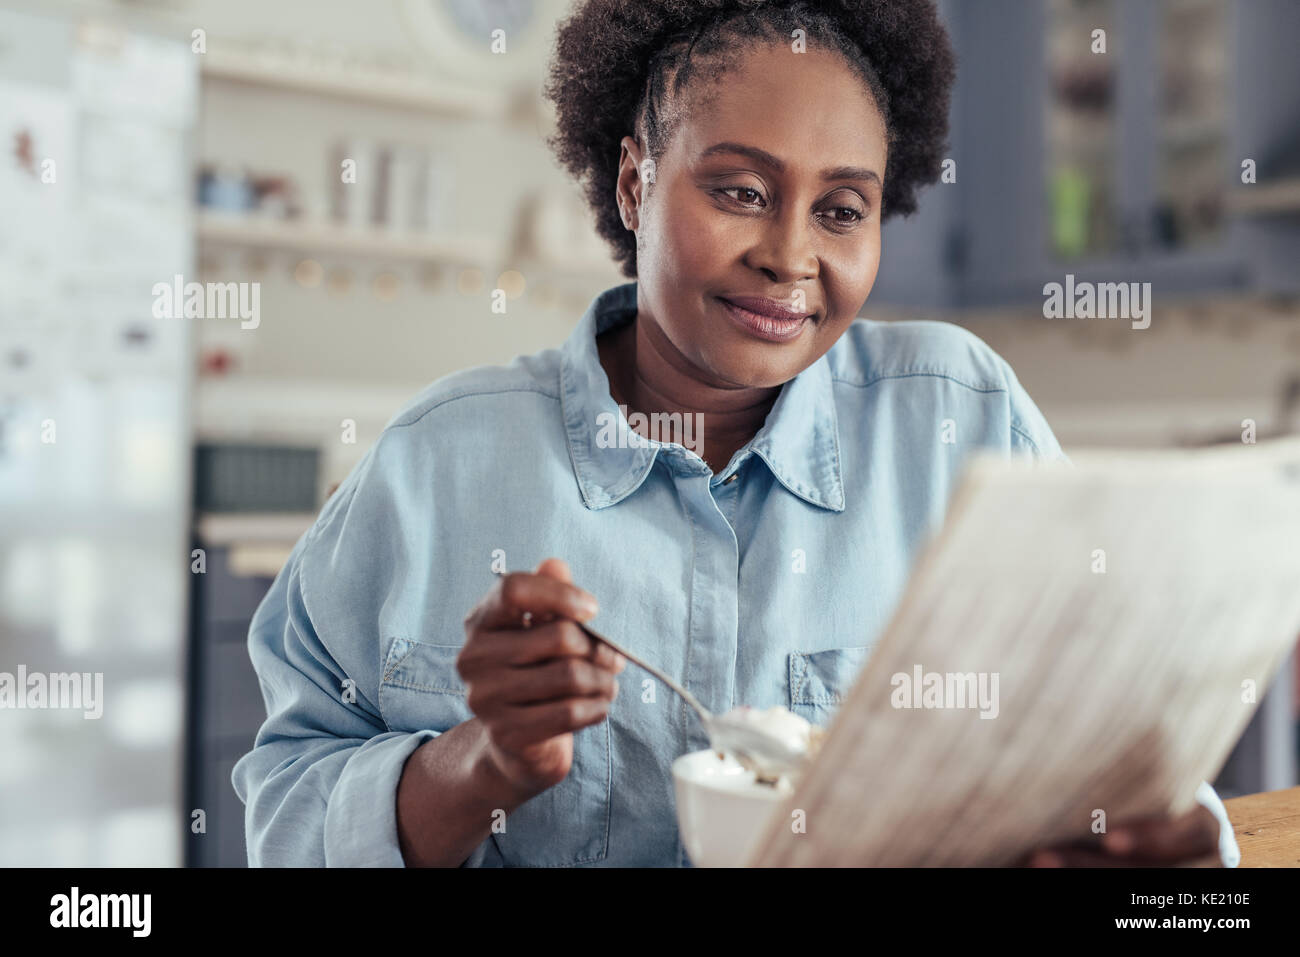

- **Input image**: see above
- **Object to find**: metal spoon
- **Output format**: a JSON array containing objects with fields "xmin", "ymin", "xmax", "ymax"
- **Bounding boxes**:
[
  {"xmin": 572, "ymin": 620, "xmax": 809, "ymax": 779},
  {"xmin": 489, "ymin": 569, "xmax": 808, "ymax": 778}
]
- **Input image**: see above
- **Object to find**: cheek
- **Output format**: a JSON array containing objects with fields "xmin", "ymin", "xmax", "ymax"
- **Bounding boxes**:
[
  {"xmin": 835, "ymin": 222, "xmax": 882, "ymax": 280},
  {"xmin": 822, "ymin": 228, "xmax": 882, "ymax": 325},
  {"xmin": 659, "ymin": 197, "xmax": 730, "ymax": 276},
  {"xmin": 643, "ymin": 186, "xmax": 737, "ymax": 279}
]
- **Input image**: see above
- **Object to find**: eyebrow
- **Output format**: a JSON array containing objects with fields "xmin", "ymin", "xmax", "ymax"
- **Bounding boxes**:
[{"xmin": 699, "ymin": 141, "xmax": 881, "ymax": 187}]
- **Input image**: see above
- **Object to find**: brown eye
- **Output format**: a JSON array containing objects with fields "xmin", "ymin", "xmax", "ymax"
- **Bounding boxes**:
[
  {"xmin": 821, "ymin": 205, "xmax": 865, "ymax": 228},
  {"xmin": 717, "ymin": 186, "xmax": 764, "ymax": 207}
]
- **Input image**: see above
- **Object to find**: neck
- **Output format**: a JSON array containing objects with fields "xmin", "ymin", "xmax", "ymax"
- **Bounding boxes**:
[{"xmin": 598, "ymin": 313, "xmax": 781, "ymax": 472}]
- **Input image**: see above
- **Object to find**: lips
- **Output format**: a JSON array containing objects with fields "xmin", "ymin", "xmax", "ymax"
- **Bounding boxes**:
[
  {"xmin": 717, "ymin": 296, "xmax": 813, "ymax": 343},
  {"xmin": 719, "ymin": 296, "xmax": 813, "ymax": 321}
]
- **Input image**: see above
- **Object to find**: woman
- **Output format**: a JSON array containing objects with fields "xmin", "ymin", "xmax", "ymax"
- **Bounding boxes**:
[{"xmin": 234, "ymin": 0, "xmax": 1234, "ymax": 867}]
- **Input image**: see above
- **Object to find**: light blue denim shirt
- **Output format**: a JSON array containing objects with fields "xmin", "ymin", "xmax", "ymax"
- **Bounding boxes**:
[{"xmin": 233, "ymin": 281, "xmax": 1238, "ymax": 867}]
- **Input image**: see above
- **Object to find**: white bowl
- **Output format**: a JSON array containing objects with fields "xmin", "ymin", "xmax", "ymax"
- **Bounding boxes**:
[{"xmin": 671, "ymin": 749, "xmax": 791, "ymax": 867}]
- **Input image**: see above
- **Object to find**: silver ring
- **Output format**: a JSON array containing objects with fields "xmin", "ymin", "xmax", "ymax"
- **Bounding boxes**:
[{"xmin": 521, "ymin": 611, "xmax": 533, "ymax": 629}]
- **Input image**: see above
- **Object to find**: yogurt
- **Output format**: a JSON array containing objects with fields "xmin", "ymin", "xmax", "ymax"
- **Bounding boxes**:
[{"xmin": 716, "ymin": 704, "xmax": 827, "ymax": 784}]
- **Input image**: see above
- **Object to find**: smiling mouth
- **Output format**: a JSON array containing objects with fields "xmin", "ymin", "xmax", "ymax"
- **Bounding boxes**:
[{"xmin": 717, "ymin": 297, "xmax": 813, "ymax": 343}]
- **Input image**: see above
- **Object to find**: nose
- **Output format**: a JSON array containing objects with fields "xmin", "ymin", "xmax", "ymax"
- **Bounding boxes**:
[{"xmin": 745, "ymin": 204, "xmax": 818, "ymax": 284}]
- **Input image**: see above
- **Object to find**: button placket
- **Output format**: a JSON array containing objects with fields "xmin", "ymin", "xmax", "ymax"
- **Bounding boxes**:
[
  {"xmin": 711, "ymin": 468, "xmax": 743, "ymax": 527},
  {"xmin": 677, "ymin": 471, "xmax": 740, "ymax": 754}
]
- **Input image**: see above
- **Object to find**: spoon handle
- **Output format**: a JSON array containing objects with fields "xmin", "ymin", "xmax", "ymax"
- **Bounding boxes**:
[
  {"xmin": 574, "ymin": 620, "xmax": 712, "ymax": 723},
  {"xmin": 488, "ymin": 568, "xmax": 712, "ymax": 725}
]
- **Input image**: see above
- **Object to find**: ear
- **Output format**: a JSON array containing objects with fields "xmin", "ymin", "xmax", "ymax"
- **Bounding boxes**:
[{"xmin": 616, "ymin": 135, "xmax": 647, "ymax": 230}]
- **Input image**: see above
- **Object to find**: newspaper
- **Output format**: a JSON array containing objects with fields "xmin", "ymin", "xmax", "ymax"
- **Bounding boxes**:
[{"xmin": 747, "ymin": 437, "xmax": 1300, "ymax": 866}]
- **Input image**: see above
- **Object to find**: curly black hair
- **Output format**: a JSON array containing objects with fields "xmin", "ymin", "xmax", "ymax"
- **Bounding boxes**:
[{"xmin": 543, "ymin": 0, "xmax": 957, "ymax": 278}]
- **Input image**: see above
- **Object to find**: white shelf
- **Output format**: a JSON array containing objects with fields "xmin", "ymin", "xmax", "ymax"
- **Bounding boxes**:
[
  {"xmin": 200, "ymin": 49, "xmax": 509, "ymax": 119},
  {"xmin": 516, "ymin": 252, "xmax": 624, "ymax": 281},
  {"xmin": 195, "ymin": 511, "xmax": 318, "ymax": 546},
  {"xmin": 195, "ymin": 211, "xmax": 498, "ymax": 265}
]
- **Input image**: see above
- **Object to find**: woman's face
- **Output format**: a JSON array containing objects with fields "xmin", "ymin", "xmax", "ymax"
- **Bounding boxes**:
[{"xmin": 620, "ymin": 41, "xmax": 889, "ymax": 389}]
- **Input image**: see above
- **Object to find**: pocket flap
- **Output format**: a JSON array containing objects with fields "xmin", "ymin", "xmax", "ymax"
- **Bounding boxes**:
[
  {"xmin": 378, "ymin": 638, "xmax": 472, "ymax": 733},
  {"xmin": 381, "ymin": 637, "xmax": 466, "ymax": 694},
  {"xmin": 789, "ymin": 645, "xmax": 872, "ymax": 706}
]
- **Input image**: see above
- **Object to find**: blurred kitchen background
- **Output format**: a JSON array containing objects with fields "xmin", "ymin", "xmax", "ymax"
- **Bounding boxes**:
[{"xmin": 0, "ymin": 0, "xmax": 1297, "ymax": 866}]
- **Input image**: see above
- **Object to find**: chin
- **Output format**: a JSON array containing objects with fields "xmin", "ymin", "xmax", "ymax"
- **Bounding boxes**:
[{"xmin": 707, "ymin": 354, "xmax": 805, "ymax": 389}]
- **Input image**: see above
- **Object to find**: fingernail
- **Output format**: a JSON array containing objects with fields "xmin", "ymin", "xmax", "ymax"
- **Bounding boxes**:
[
  {"xmin": 575, "ymin": 595, "xmax": 599, "ymax": 616},
  {"xmin": 1103, "ymin": 830, "xmax": 1134, "ymax": 854},
  {"xmin": 615, "ymin": 653, "xmax": 627, "ymax": 671}
]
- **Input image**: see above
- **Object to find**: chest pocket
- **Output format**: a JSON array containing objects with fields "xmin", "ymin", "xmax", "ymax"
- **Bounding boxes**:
[
  {"xmin": 378, "ymin": 637, "xmax": 611, "ymax": 867},
  {"xmin": 788, "ymin": 645, "xmax": 873, "ymax": 727}
]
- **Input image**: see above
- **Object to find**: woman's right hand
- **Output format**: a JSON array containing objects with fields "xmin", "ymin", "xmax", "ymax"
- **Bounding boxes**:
[{"xmin": 458, "ymin": 557, "xmax": 625, "ymax": 798}]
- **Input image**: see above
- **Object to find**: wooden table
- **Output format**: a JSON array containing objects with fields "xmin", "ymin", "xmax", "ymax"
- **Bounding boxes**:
[{"xmin": 1223, "ymin": 786, "xmax": 1300, "ymax": 867}]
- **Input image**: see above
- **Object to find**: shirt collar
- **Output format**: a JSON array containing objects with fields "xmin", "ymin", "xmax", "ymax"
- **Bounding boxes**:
[{"xmin": 559, "ymin": 282, "xmax": 845, "ymax": 512}]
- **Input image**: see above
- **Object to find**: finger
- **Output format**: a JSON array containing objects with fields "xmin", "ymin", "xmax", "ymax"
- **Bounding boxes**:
[
  {"xmin": 489, "ymin": 697, "xmax": 611, "ymax": 748},
  {"xmin": 1034, "ymin": 842, "xmax": 1128, "ymax": 868},
  {"xmin": 1101, "ymin": 807, "xmax": 1220, "ymax": 863},
  {"xmin": 470, "ymin": 656, "xmax": 619, "ymax": 711},
  {"xmin": 529, "ymin": 560, "xmax": 587, "ymax": 631},
  {"xmin": 535, "ymin": 557, "xmax": 572, "ymax": 583},
  {"xmin": 1022, "ymin": 850, "xmax": 1063, "ymax": 868},
  {"xmin": 461, "ymin": 620, "xmax": 603, "ymax": 671},
  {"xmin": 524, "ymin": 560, "xmax": 569, "ymax": 627},
  {"xmin": 475, "ymin": 572, "xmax": 599, "ymax": 631},
  {"xmin": 459, "ymin": 622, "xmax": 627, "ymax": 680},
  {"xmin": 586, "ymin": 636, "xmax": 626, "ymax": 673}
]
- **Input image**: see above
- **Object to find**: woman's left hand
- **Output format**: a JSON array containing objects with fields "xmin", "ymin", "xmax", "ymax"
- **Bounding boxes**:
[{"xmin": 1019, "ymin": 804, "xmax": 1223, "ymax": 867}]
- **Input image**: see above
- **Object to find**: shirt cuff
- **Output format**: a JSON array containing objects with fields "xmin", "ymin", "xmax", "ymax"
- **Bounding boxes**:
[
  {"xmin": 323, "ymin": 729, "xmax": 438, "ymax": 866},
  {"xmin": 1195, "ymin": 780, "xmax": 1241, "ymax": 868}
]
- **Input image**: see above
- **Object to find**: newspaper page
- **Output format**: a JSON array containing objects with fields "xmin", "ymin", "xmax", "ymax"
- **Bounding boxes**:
[{"xmin": 748, "ymin": 437, "xmax": 1300, "ymax": 866}]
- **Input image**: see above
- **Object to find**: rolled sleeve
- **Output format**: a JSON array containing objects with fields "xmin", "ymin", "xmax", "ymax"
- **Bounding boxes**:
[
  {"xmin": 322, "ymin": 729, "xmax": 439, "ymax": 866},
  {"xmin": 231, "ymin": 524, "xmax": 427, "ymax": 867}
]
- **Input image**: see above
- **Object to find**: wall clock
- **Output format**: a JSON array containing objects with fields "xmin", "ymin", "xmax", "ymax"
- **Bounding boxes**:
[{"xmin": 399, "ymin": 0, "xmax": 567, "ymax": 86}]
